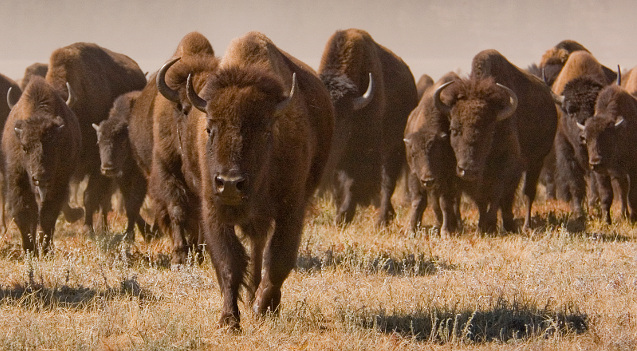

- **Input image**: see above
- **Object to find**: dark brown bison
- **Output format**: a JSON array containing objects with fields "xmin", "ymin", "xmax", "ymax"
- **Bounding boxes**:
[
  {"xmin": 579, "ymin": 85, "xmax": 637, "ymax": 221},
  {"xmin": 151, "ymin": 32, "xmax": 218, "ymax": 264},
  {"xmin": 0, "ymin": 73, "xmax": 22, "ymax": 232},
  {"xmin": 185, "ymin": 31, "xmax": 334, "ymax": 329},
  {"xmin": 318, "ymin": 28, "xmax": 418, "ymax": 227},
  {"xmin": 92, "ymin": 90, "xmax": 155, "ymax": 241},
  {"xmin": 20, "ymin": 63, "xmax": 48, "ymax": 91},
  {"xmin": 435, "ymin": 49, "xmax": 558, "ymax": 232},
  {"xmin": 404, "ymin": 72, "xmax": 461, "ymax": 234},
  {"xmin": 551, "ymin": 51, "xmax": 625, "ymax": 229},
  {"xmin": 45, "ymin": 42, "xmax": 147, "ymax": 232},
  {"xmin": 2, "ymin": 76, "xmax": 81, "ymax": 253}
]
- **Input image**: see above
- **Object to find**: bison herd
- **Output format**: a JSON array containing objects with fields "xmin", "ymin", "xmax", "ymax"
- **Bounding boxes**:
[{"xmin": 0, "ymin": 31, "xmax": 635, "ymax": 329}]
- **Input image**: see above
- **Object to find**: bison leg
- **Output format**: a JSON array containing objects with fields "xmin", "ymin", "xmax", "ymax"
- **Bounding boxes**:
[
  {"xmin": 439, "ymin": 186, "xmax": 460, "ymax": 235},
  {"xmin": 612, "ymin": 174, "xmax": 629, "ymax": 220},
  {"xmin": 594, "ymin": 172, "xmax": 614, "ymax": 224},
  {"xmin": 37, "ymin": 197, "xmax": 65, "ymax": 255},
  {"xmin": 626, "ymin": 172, "xmax": 637, "ymax": 222},
  {"xmin": 522, "ymin": 161, "xmax": 543, "ymax": 230},
  {"xmin": 204, "ymin": 217, "xmax": 246, "ymax": 330},
  {"xmin": 6, "ymin": 173, "xmax": 38, "ymax": 252},
  {"xmin": 377, "ymin": 158, "xmax": 402, "ymax": 227},
  {"xmin": 254, "ymin": 205, "xmax": 304, "ymax": 316},
  {"xmin": 406, "ymin": 173, "xmax": 427, "ymax": 232},
  {"xmin": 555, "ymin": 133, "xmax": 587, "ymax": 231},
  {"xmin": 83, "ymin": 173, "xmax": 112, "ymax": 232},
  {"xmin": 334, "ymin": 171, "xmax": 356, "ymax": 225},
  {"xmin": 241, "ymin": 219, "xmax": 269, "ymax": 306}
]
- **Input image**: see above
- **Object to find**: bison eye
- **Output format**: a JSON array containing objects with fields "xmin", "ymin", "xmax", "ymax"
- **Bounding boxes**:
[{"xmin": 579, "ymin": 135, "xmax": 586, "ymax": 145}]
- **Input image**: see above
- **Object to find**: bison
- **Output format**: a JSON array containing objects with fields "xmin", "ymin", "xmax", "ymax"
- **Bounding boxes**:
[
  {"xmin": 185, "ymin": 31, "xmax": 334, "ymax": 329},
  {"xmin": 620, "ymin": 66, "xmax": 637, "ymax": 96},
  {"xmin": 551, "ymin": 51, "xmax": 625, "ymax": 229},
  {"xmin": 318, "ymin": 28, "xmax": 418, "ymax": 227},
  {"xmin": 579, "ymin": 85, "xmax": 637, "ymax": 221},
  {"xmin": 2, "ymin": 76, "xmax": 81, "ymax": 253},
  {"xmin": 404, "ymin": 72, "xmax": 462, "ymax": 234},
  {"xmin": 415, "ymin": 74, "xmax": 435, "ymax": 100},
  {"xmin": 45, "ymin": 42, "xmax": 147, "ymax": 233},
  {"xmin": 20, "ymin": 63, "xmax": 48, "ymax": 91},
  {"xmin": 539, "ymin": 39, "xmax": 616, "ymax": 87},
  {"xmin": 151, "ymin": 32, "xmax": 218, "ymax": 265},
  {"xmin": 1, "ymin": 73, "xmax": 22, "ymax": 232},
  {"xmin": 92, "ymin": 90, "xmax": 156, "ymax": 241},
  {"xmin": 435, "ymin": 49, "xmax": 558, "ymax": 232}
]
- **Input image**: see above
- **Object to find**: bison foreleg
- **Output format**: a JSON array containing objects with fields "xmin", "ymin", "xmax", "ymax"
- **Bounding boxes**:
[{"xmin": 406, "ymin": 173, "xmax": 427, "ymax": 232}]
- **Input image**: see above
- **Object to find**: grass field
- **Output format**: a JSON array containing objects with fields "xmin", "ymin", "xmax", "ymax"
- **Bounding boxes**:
[{"xmin": 0, "ymin": 191, "xmax": 635, "ymax": 350}]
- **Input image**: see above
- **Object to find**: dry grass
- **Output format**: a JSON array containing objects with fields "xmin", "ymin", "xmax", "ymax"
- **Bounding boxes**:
[{"xmin": 0, "ymin": 190, "xmax": 636, "ymax": 350}]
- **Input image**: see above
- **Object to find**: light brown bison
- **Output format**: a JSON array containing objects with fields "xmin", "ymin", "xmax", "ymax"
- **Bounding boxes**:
[
  {"xmin": 45, "ymin": 42, "xmax": 147, "ymax": 232},
  {"xmin": 551, "ymin": 51, "xmax": 626, "ymax": 229},
  {"xmin": 435, "ymin": 49, "xmax": 558, "ymax": 231},
  {"xmin": 151, "ymin": 32, "xmax": 218, "ymax": 264},
  {"xmin": 92, "ymin": 90, "xmax": 155, "ymax": 241},
  {"xmin": 318, "ymin": 28, "xmax": 418, "ymax": 227},
  {"xmin": 186, "ymin": 31, "xmax": 334, "ymax": 329},
  {"xmin": 2, "ymin": 76, "xmax": 81, "ymax": 253},
  {"xmin": 539, "ymin": 39, "xmax": 616, "ymax": 87},
  {"xmin": 579, "ymin": 85, "xmax": 637, "ymax": 221},
  {"xmin": 404, "ymin": 72, "xmax": 461, "ymax": 234}
]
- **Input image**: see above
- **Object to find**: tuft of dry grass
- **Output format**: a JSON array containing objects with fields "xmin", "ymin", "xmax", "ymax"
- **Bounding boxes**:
[{"xmin": 0, "ymin": 191, "xmax": 635, "ymax": 350}]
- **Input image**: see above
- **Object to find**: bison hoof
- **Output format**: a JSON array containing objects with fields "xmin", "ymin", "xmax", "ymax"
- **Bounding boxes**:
[
  {"xmin": 566, "ymin": 215, "xmax": 586, "ymax": 233},
  {"xmin": 253, "ymin": 286, "xmax": 282, "ymax": 316},
  {"xmin": 218, "ymin": 312, "xmax": 241, "ymax": 332}
]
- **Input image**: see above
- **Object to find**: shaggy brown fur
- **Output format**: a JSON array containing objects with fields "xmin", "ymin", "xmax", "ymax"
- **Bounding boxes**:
[
  {"xmin": 404, "ymin": 72, "xmax": 461, "ymax": 234},
  {"xmin": 621, "ymin": 66, "xmax": 637, "ymax": 96},
  {"xmin": 318, "ymin": 28, "xmax": 418, "ymax": 227},
  {"xmin": 1, "ymin": 77, "xmax": 81, "ymax": 253},
  {"xmin": 20, "ymin": 63, "xmax": 48, "ymax": 90},
  {"xmin": 150, "ymin": 33, "xmax": 219, "ymax": 264},
  {"xmin": 416, "ymin": 74, "xmax": 434, "ymax": 100},
  {"xmin": 0, "ymin": 73, "xmax": 22, "ymax": 233},
  {"xmin": 192, "ymin": 31, "xmax": 334, "ymax": 329},
  {"xmin": 44, "ymin": 42, "xmax": 147, "ymax": 233},
  {"xmin": 539, "ymin": 40, "xmax": 616, "ymax": 88},
  {"xmin": 94, "ymin": 91, "xmax": 156, "ymax": 241}
]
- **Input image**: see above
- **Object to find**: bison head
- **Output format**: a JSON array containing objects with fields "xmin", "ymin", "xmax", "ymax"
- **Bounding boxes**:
[
  {"xmin": 187, "ymin": 67, "xmax": 296, "ymax": 222},
  {"xmin": 404, "ymin": 129, "xmax": 454, "ymax": 189},
  {"xmin": 93, "ymin": 118, "xmax": 129, "ymax": 178},
  {"xmin": 319, "ymin": 70, "xmax": 373, "ymax": 167},
  {"xmin": 14, "ymin": 115, "xmax": 67, "ymax": 206},
  {"xmin": 578, "ymin": 115, "xmax": 624, "ymax": 173},
  {"xmin": 434, "ymin": 78, "xmax": 518, "ymax": 181},
  {"xmin": 157, "ymin": 56, "xmax": 217, "ymax": 116}
]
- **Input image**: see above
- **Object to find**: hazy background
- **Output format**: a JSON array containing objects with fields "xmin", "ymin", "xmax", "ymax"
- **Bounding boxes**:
[{"xmin": 1, "ymin": 0, "xmax": 635, "ymax": 82}]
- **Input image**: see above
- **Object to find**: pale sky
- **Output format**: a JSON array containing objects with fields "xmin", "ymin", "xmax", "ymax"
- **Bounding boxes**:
[{"xmin": 1, "ymin": 0, "xmax": 635, "ymax": 82}]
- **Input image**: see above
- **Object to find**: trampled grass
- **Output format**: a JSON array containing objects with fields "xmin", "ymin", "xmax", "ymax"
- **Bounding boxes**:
[{"xmin": 0, "ymin": 191, "xmax": 635, "ymax": 350}]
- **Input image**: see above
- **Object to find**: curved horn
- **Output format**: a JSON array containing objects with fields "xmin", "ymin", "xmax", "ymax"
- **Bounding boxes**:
[
  {"xmin": 550, "ymin": 90, "xmax": 565, "ymax": 107},
  {"xmin": 65, "ymin": 82, "xmax": 75, "ymax": 107},
  {"xmin": 615, "ymin": 116, "xmax": 625, "ymax": 128},
  {"xmin": 495, "ymin": 83, "xmax": 518, "ymax": 121},
  {"xmin": 186, "ymin": 73, "xmax": 207, "ymax": 113},
  {"xmin": 352, "ymin": 73, "xmax": 374, "ymax": 111},
  {"xmin": 617, "ymin": 65, "xmax": 622, "ymax": 86},
  {"xmin": 576, "ymin": 121, "xmax": 585, "ymax": 131},
  {"xmin": 156, "ymin": 57, "xmax": 181, "ymax": 103},
  {"xmin": 6, "ymin": 87, "xmax": 16, "ymax": 110},
  {"xmin": 275, "ymin": 72, "xmax": 297, "ymax": 113},
  {"xmin": 433, "ymin": 81, "xmax": 454, "ymax": 116},
  {"xmin": 541, "ymin": 67, "xmax": 548, "ymax": 85}
]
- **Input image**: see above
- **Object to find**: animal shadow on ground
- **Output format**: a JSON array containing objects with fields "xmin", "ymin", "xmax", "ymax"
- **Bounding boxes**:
[{"xmin": 351, "ymin": 298, "xmax": 588, "ymax": 344}]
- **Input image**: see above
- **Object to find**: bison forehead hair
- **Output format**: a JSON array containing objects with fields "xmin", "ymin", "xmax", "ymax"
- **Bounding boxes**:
[
  {"xmin": 595, "ymin": 85, "xmax": 623, "ymax": 115},
  {"xmin": 22, "ymin": 77, "xmax": 61, "ymax": 113},
  {"xmin": 99, "ymin": 116, "xmax": 128, "ymax": 138},
  {"xmin": 203, "ymin": 66, "xmax": 286, "ymax": 105},
  {"xmin": 16, "ymin": 114, "xmax": 63, "ymax": 144},
  {"xmin": 446, "ymin": 77, "xmax": 511, "ymax": 114},
  {"xmin": 563, "ymin": 76, "xmax": 604, "ymax": 107},
  {"xmin": 165, "ymin": 55, "xmax": 218, "ymax": 90},
  {"xmin": 319, "ymin": 70, "xmax": 359, "ymax": 102}
]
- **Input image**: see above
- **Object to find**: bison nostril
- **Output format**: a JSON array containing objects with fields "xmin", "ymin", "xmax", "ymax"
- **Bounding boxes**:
[{"xmin": 235, "ymin": 178, "xmax": 245, "ymax": 192}]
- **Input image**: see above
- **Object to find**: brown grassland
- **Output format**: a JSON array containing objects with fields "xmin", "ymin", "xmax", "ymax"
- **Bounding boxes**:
[{"xmin": 0, "ymin": 186, "xmax": 635, "ymax": 351}]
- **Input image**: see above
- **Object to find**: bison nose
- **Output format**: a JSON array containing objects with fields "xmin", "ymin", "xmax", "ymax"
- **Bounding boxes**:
[{"xmin": 214, "ymin": 173, "xmax": 246, "ymax": 198}]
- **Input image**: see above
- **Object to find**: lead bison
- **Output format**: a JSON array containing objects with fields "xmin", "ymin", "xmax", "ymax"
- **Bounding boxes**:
[
  {"xmin": 2, "ymin": 76, "xmax": 81, "ymax": 253},
  {"xmin": 579, "ymin": 84, "xmax": 637, "ymax": 221},
  {"xmin": 551, "ymin": 51, "xmax": 624, "ymax": 230},
  {"xmin": 435, "ymin": 49, "xmax": 558, "ymax": 231},
  {"xmin": 152, "ymin": 32, "xmax": 218, "ymax": 264},
  {"xmin": 403, "ymin": 72, "xmax": 461, "ymax": 234},
  {"xmin": 45, "ymin": 42, "xmax": 147, "ymax": 232},
  {"xmin": 92, "ymin": 90, "xmax": 155, "ymax": 241},
  {"xmin": 318, "ymin": 28, "xmax": 418, "ymax": 227},
  {"xmin": 185, "ymin": 31, "xmax": 334, "ymax": 329}
]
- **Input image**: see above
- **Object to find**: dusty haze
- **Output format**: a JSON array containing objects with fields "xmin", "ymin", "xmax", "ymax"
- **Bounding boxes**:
[{"xmin": 1, "ymin": 0, "xmax": 635, "ymax": 82}]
